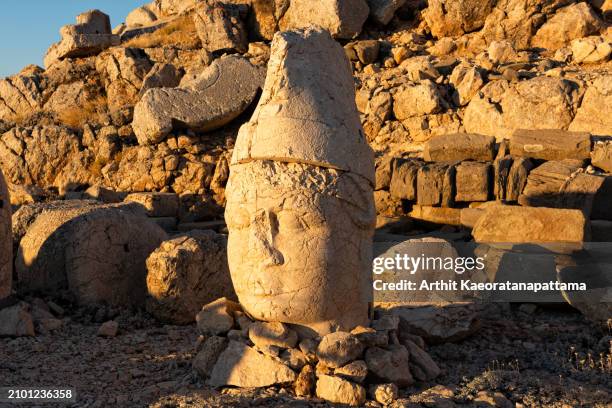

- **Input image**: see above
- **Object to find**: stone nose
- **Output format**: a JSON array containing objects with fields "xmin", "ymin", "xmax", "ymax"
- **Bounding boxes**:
[{"xmin": 248, "ymin": 210, "xmax": 284, "ymax": 267}]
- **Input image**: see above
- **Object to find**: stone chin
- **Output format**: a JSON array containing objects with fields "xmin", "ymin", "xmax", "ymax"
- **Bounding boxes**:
[{"xmin": 225, "ymin": 160, "xmax": 375, "ymax": 335}]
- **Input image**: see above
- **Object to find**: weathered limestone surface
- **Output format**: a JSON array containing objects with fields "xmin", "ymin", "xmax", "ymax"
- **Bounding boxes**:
[
  {"xmin": 389, "ymin": 158, "xmax": 422, "ymax": 200},
  {"xmin": 455, "ymin": 161, "xmax": 491, "ymax": 202},
  {"xmin": 531, "ymin": 2, "xmax": 602, "ymax": 50},
  {"xmin": 316, "ymin": 375, "xmax": 366, "ymax": 406},
  {"xmin": 44, "ymin": 10, "xmax": 120, "ymax": 68},
  {"xmin": 0, "ymin": 169, "xmax": 12, "ymax": 300},
  {"xmin": 207, "ymin": 341, "xmax": 297, "ymax": 387},
  {"xmin": 193, "ymin": 0, "xmax": 248, "ymax": 53},
  {"xmin": 16, "ymin": 203, "xmax": 167, "ymax": 306},
  {"xmin": 124, "ymin": 192, "xmax": 179, "ymax": 217},
  {"xmin": 509, "ymin": 129, "xmax": 591, "ymax": 161},
  {"xmin": 473, "ymin": 205, "xmax": 589, "ymax": 243},
  {"xmin": 146, "ymin": 230, "xmax": 234, "ymax": 324},
  {"xmin": 133, "ymin": 55, "xmax": 264, "ymax": 145},
  {"xmin": 518, "ymin": 160, "xmax": 584, "ymax": 207},
  {"xmin": 569, "ymin": 76, "xmax": 612, "ymax": 137},
  {"xmin": 416, "ymin": 163, "xmax": 455, "ymax": 207},
  {"xmin": 424, "ymin": 133, "xmax": 496, "ymax": 162},
  {"xmin": 227, "ymin": 28, "xmax": 375, "ymax": 335},
  {"xmin": 591, "ymin": 142, "xmax": 612, "ymax": 173},
  {"xmin": 279, "ymin": 0, "xmax": 369, "ymax": 39},
  {"xmin": 423, "ymin": 0, "xmax": 495, "ymax": 38},
  {"xmin": 232, "ymin": 28, "xmax": 375, "ymax": 184},
  {"xmin": 368, "ymin": 0, "xmax": 406, "ymax": 25}
]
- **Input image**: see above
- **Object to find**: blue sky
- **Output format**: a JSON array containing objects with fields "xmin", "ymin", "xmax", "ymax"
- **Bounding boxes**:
[{"xmin": 0, "ymin": 1, "xmax": 148, "ymax": 78}]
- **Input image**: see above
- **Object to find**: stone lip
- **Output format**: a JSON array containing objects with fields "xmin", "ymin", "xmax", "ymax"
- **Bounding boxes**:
[{"xmin": 231, "ymin": 27, "xmax": 375, "ymax": 185}]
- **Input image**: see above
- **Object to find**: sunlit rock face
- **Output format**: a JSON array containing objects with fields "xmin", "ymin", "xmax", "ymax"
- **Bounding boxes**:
[{"xmin": 225, "ymin": 27, "xmax": 375, "ymax": 335}]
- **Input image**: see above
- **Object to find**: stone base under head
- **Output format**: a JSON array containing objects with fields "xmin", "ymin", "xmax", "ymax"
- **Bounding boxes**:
[{"xmin": 225, "ymin": 160, "xmax": 375, "ymax": 335}]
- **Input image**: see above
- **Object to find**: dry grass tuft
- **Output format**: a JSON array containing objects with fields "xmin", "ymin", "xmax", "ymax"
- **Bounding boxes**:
[
  {"xmin": 123, "ymin": 14, "xmax": 201, "ymax": 50},
  {"xmin": 57, "ymin": 96, "xmax": 108, "ymax": 128}
]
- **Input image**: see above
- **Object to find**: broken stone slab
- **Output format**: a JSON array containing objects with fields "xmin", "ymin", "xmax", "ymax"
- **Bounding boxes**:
[
  {"xmin": 231, "ymin": 27, "xmax": 375, "ymax": 184},
  {"xmin": 124, "ymin": 192, "xmax": 179, "ymax": 217},
  {"xmin": 196, "ymin": 297, "xmax": 241, "ymax": 336},
  {"xmin": 193, "ymin": 336, "xmax": 228, "ymax": 379},
  {"xmin": 383, "ymin": 303, "xmax": 482, "ymax": 344},
  {"xmin": 455, "ymin": 161, "xmax": 492, "ymax": 202},
  {"xmin": 193, "ymin": 0, "xmax": 247, "ymax": 53},
  {"xmin": 316, "ymin": 375, "xmax": 367, "ymax": 406},
  {"xmin": 450, "ymin": 63, "xmax": 485, "ymax": 106},
  {"xmin": 126, "ymin": 4, "xmax": 159, "ymax": 27},
  {"xmin": 506, "ymin": 157, "xmax": 534, "ymax": 202},
  {"xmin": 0, "ymin": 302, "xmax": 35, "ymax": 337},
  {"xmin": 591, "ymin": 142, "xmax": 612, "ymax": 173},
  {"xmin": 249, "ymin": 321, "xmax": 298, "ymax": 349},
  {"xmin": 368, "ymin": 0, "xmax": 407, "ymax": 25},
  {"xmin": 393, "ymin": 80, "xmax": 444, "ymax": 119},
  {"xmin": 403, "ymin": 339, "xmax": 441, "ymax": 381},
  {"xmin": 207, "ymin": 340, "xmax": 297, "ymax": 387},
  {"xmin": 334, "ymin": 360, "xmax": 368, "ymax": 383},
  {"xmin": 146, "ymin": 231, "xmax": 234, "ymax": 325},
  {"xmin": 44, "ymin": 10, "xmax": 120, "ymax": 68},
  {"xmin": 558, "ymin": 173, "xmax": 608, "ymax": 218},
  {"xmin": 139, "ymin": 63, "xmax": 182, "ymax": 96},
  {"xmin": 16, "ymin": 203, "xmax": 168, "ymax": 307},
  {"xmin": 0, "ymin": 170, "xmax": 11, "ymax": 300},
  {"xmin": 409, "ymin": 205, "xmax": 462, "ymax": 226},
  {"xmin": 389, "ymin": 158, "xmax": 423, "ymax": 200},
  {"xmin": 473, "ymin": 205, "xmax": 589, "ymax": 243},
  {"xmin": 133, "ymin": 55, "xmax": 264, "ymax": 145},
  {"xmin": 518, "ymin": 159, "xmax": 585, "ymax": 208},
  {"xmin": 509, "ymin": 129, "xmax": 591, "ymax": 161},
  {"xmin": 279, "ymin": 0, "xmax": 370, "ymax": 39},
  {"xmin": 571, "ymin": 36, "xmax": 612, "ymax": 64},
  {"xmin": 365, "ymin": 345, "xmax": 413, "ymax": 386},
  {"xmin": 416, "ymin": 162, "xmax": 455, "ymax": 207},
  {"xmin": 569, "ymin": 76, "xmax": 612, "ymax": 137},
  {"xmin": 494, "ymin": 155, "xmax": 513, "ymax": 201},
  {"xmin": 424, "ymin": 133, "xmax": 496, "ymax": 162},
  {"xmin": 317, "ymin": 332, "xmax": 365, "ymax": 368}
]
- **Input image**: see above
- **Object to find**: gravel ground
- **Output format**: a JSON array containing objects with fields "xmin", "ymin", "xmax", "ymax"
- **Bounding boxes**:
[{"xmin": 1, "ymin": 302, "xmax": 610, "ymax": 408}]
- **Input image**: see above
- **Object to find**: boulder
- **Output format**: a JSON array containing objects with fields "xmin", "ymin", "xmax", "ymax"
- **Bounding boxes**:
[
  {"xmin": 196, "ymin": 297, "xmax": 241, "ymax": 335},
  {"xmin": 279, "ymin": 0, "xmax": 369, "ymax": 39},
  {"xmin": 249, "ymin": 322, "xmax": 298, "ymax": 349},
  {"xmin": 97, "ymin": 320, "xmax": 119, "ymax": 337},
  {"xmin": 509, "ymin": 129, "xmax": 591, "ymax": 161},
  {"xmin": 317, "ymin": 332, "xmax": 365, "ymax": 368},
  {"xmin": 365, "ymin": 345, "xmax": 413, "ymax": 386},
  {"xmin": 571, "ymin": 36, "xmax": 612, "ymax": 64},
  {"xmin": 0, "ymin": 170, "xmax": 11, "ymax": 300},
  {"xmin": 193, "ymin": 0, "xmax": 248, "ymax": 53},
  {"xmin": 16, "ymin": 203, "xmax": 167, "ymax": 306},
  {"xmin": 424, "ymin": 133, "xmax": 496, "ymax": 162},
  {"xmin": 386, "ymin": 303, "xmax": 481, "ymax": 344},
  {"xmin": 371, "ymin": 383, "xmax": 399, "ymax": 405},
  {"xmin": 473, "ymin": 205, "xmax": 589, "ymax": 243},
  {"xmin": 465, "ymin": 77, "xmax": 583, "ymax": 139},
  {"xmin": 346, "ymin": 40, "xmax": 380, "ymax": 65},
  {"xmin": 518, "ymin": 159, "xmax": 584, "ymax": 208},
  {"xmin": 423, "ymin": 0, "xmax": 495, "ymax": 38},
  {"xmin": 591, "ymin": 142, "xmax": 612, "ymax": 173},
  {"xmin": 140, "ymin": 63, "xmax": 182, "ymax": 96},
  {"xmin": 506, "ymin": 157, "xmax": 534, "ymax": 202},
  {"xmin": 368, "ymin": 0, "xmax": 407, "ymax": 25},
  {"xmin": 316, "ymin": 375, "xmax": 366, "ymax": 406},
  {"xmin": 0, "ymin": 74, "xmax": 43, "ymax": 122},
  {"xmin": 449, "ymin": 63, "xmax": 485, "ymax": 106},
  {"xmin": 295, "ymin": 365, "xmax": 316, "ymax": 397},
  {"xmin": 569, "ymin": 76, "xmax": 612, "ymax": 137},
  {"xmin": 146, "ymin": 231, "xmax": 234, "ymax": 324},
  {"xmin": 335, "ymin": 360, "xmax": 369, "ymax": 383},
  {"xmin": 132, "ymin": 55, "xmax": 264, "ymax": 145},
  {"xmin": 455, "ymin": 161, "xmax": 492, "ymax": 202},
  {"xmin": 44, "ymin": 10, "xmax": 120, "ymax": 68},
  {"xmin": 389, "ymin": 158, "xmax": 422, "ymax": 200},
  {"xmin": 532, "ymin": 2, "xmax": 602, "ymax": 50},
  {"xmin": 126, "ymin": 5, "xmax": 159, "ymax": 27},
  {"xmin": 124, "ymin": 192, "xmax": 179, "ymax": 217},
  {"xmin": 207, "ymin": 340, "xmax": 297, "ymax": 387},
  {"xmin": 0, "ymin": 302, "xmax": 35, "ymax": 337},
  {"xmin": 393, "ymin": 80, "xmax": 443, "ymax": 119},
  {"xmin": 193, "ymin": 336, "xmax": 229, "ymax": 378},
  {"xmin": 404, "ymin": 339, "xmax": 440, "ymax": 381},
  {"xmin": 416, "ymin": 163, "xmax": 455, "ymax": 207}
]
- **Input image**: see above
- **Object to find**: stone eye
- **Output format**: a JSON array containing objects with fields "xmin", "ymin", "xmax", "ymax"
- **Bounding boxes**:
[{"xmin": 277, "ymin": 211, "xmax": 304, "ymax": 232}]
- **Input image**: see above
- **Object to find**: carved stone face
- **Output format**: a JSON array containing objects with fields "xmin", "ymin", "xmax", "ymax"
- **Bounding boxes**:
[{"xmin": 225, "ymin": 160, "xmax": 375, "ymax": 335}]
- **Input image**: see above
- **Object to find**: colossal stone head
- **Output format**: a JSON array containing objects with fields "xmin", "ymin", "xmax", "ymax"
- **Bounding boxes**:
[{"xmin": 226, "ymin": 28, "xmax": 375, "ymax": 335}]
